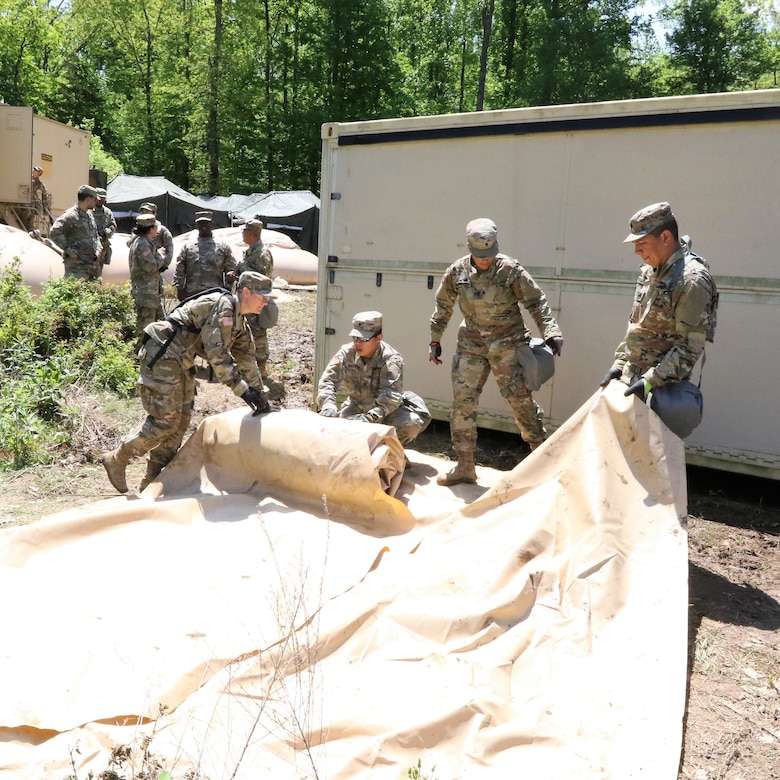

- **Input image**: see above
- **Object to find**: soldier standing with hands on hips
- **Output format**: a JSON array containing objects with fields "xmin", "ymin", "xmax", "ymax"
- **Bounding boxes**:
[{"xmin": 429, "ymin": 218, "xmax": 563, "ymax": 486}]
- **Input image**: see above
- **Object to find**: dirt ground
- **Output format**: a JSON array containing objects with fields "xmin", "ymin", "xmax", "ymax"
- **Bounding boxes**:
[{"xmin": 1, "ymin": 287, "xmax": 778, "ymax": 779}]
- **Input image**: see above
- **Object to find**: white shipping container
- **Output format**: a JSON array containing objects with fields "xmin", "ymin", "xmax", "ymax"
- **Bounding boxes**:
[{"xmin": 316, "ymin": 90, "xmax": 780, "ymax": 480}]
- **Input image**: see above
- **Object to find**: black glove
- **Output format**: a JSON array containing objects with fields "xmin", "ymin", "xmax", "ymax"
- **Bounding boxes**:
[
  {"xmin": 545, "ymin": 336, "xmax": 564, "ymax": 356},
  {"xmin": 241, "ymin": 386, "xmax": 270, "ymax": 416},
  {"xmin": 319, "ymin": 406, "xmax": 338, "ymax": 417},
  {"xmin": 625, "ymin": 378, "xmax": 651, "ymax": 401},
  {"xmin": 599, "ymin": 367, "xmax": 622, "ymax": 388},
  {"xmin": 429, "ymin": 341, "xmax": 442, "ymax": 365}
]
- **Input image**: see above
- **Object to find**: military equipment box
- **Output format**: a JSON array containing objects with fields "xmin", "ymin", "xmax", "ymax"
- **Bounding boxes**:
[
  {"xmin": 0, "ymin": 106, "xmax": 91, "ymax": 235},
  {"xmin": 315, "ymin": 89, "xmax": 780, "ymax": 480}
]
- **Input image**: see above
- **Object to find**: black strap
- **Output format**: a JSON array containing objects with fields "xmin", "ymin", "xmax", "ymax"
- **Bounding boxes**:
[{"xmin": 146, "ymin": 287, "xmax": 234, "ymax": 370}]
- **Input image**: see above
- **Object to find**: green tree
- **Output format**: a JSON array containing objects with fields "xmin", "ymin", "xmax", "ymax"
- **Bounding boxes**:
[
  {"xmin": 490, "ymin": 0, "xmax": 642, "ymax": 107},
  {"xmin": 0, "ymin": 0, "xmax": 62, "ymax": 110},
  {"xmin": 663, "ymin": 0, "xmax": 773, "ymax": 92},
  {"xmin": 390, "ymin": 0, "xmax": 480, "ymax": 115}
]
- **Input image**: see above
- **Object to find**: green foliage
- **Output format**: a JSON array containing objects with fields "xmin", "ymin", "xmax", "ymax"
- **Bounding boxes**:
[
  {"xmin": 0, "ymin": 0, "xmax": 63, "ymax": 110},
  {"xmin": 662, "ymin": 0, "xmax": 774, "ymax": 93},
  {"xmin": 90, "ymin": 134, "xmax": 124, "ymax": 180},
  {"xmin": 0, "ymin": 270, "xmax": 137, "ymax": 469},
  {"xmin": 408, "ymin": 757, "xmax": 438, "ymax": 780}
]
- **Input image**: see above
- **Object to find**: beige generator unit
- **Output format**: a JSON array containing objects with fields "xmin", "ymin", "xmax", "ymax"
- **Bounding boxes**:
[
  {"xmin": 316, "ymin": 89, "xmax": 780, "ymax": 480},
  {"xmin": 0, "ymin": 105, "xmax": 91, "ymax": 234}
]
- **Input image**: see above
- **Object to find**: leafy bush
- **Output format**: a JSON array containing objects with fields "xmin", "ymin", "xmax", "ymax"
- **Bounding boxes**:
[{"xmin": 0, "ymin": 268, "xmax": 138, "ymax": 469}]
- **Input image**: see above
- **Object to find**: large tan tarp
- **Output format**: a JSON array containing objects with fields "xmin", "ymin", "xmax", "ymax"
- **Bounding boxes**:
[{"xmin": 0, "ymin": 385, "xmax": 688, "ymax": 779}]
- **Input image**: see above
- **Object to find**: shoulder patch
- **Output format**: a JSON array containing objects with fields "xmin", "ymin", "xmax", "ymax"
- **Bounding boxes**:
[{"xmin": 220, "ymin": 316, "xmax": 234, "ymax": 327}]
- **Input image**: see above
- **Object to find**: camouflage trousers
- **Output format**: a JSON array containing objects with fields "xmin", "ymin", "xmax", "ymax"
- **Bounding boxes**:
[
  {"xmin": 450, "ymin": 343, "xmax": 545, "ymax": 455},
  {"xmin": 64, "ymin": 257, "xmax": 102, "ymax": 280},
  {"xmin": 122, "ymin": 345, "xmax": 195, "ymax": 470},
  {"xmin": 246, "ymin": 318, "xmax": 269, "ymax": 366},
  {"xmin": 340, "ymin": 391, "xmax": 432, "ymax": 445},
  {"xmin": 134, "ymin": 302, "xmax": 164, "ymax": 339}
]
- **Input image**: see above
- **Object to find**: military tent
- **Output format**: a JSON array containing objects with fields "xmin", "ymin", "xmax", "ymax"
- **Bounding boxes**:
[
  {"xmin": 204, "ymin": 190, "xmax": 320, "ymax": 253},
  {"xmin": 106, "ymin": 174, "xmax": 232, "ymax": 235}
]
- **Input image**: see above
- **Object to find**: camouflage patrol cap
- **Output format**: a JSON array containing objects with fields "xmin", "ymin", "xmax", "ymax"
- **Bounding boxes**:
[
  {"xmin": 349, "ymin": 311, "xmax": 383, "ymax": 340},
  {"xmin": 95, "ymin": 187, "xmax": 107, "ymax": 199},
  {"xmin": 624, "ymin": 202, "xmax": 674, "ymax": 243},
  {"xmin": 466, "ymin": 218, "xmax": 499, "ymax": 258},
  {"xmin": 194, "ymin": 211, "xmax": 213, "ymax": 223},
  {"xmin": 238, "ymin": 271, "xmax": 275, "ymax": 297},
  {"xmin": 243, "ymin": 218, "xmax": 264, "ymax": 232},
  {"xmin": 136, "ymin": 213, "xmax": 156, "ymax": 228},
  {"xmin": 139, "ymin": 202, "xmax": 158, "ymax": 214},
  {"xmin": 77, "ymin": 184, "xmax": 98, "ymax": 199},
  {"xmin": 32, "ymin": 166, "xmax": 43, "ymax": 174}
]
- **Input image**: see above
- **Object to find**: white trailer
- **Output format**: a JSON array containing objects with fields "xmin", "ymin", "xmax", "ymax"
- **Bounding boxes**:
[
  {"xmin": 316, "ymin": 89, "xmax": 780, "ymax": 481},
  {"xmin": 0, "ymin": 105, "xmax": 91, "ymax": 234}
]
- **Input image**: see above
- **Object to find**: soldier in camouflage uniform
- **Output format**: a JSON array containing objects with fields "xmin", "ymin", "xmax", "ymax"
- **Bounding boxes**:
[
  {"xmin": 139, "ymin": 202, "xmax": 174, "ymax": 271},
  {"xmin": 101, "ymin": 271, "xmax": 275, "ymax": 494},
  {"xmin": 600, "ymin": 202, "xmax": 717, "ymax": 400},
  {"xmin": 317, "ymin": 311, "xmax": 431, "ymax": 445},
  {"xmin": 173, "ymin": 211, "xmax": 236, "ymax": 300},
  {"xmin": 236, "ymin": 219, "xmax": 278, "ymax": 383},
  {"xmin": 23, "ymin": 166, "xmax": 49, "ymax": 232},
  {"xmin": 93, "ymin": 187, "xmax": 118, "ymax": 267},
  {"xmin": 49, "ymin": 184, "xmax": 103, "ymax": 280},
  {"xmin": 128, "ymin": 213, "xmax": 167, "ymax": 337},
  {"xmin": 429, "ymin": 218, "xmax": 563, "ymax": 485}
]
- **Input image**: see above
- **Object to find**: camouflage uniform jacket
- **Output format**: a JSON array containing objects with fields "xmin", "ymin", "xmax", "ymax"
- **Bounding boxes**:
[
  {"xmin": 236, "ymin": 241, "xmax": 273, "ymax": 277},
  {"xmin": 430, "ymin": 254, "xmax": 562, "ymax": 347},
  {"xmin": 142, "ymin": 291, "xmax": 262, "ymax": 397},
  {"xmin": 152, "ymin": 222, "xmax": 175, "ymax": 269},
  {"xmin": 612, "ymin": 246, "xmax": 716, "ymax": 387},
  {"xmin": 129, "ymin": 234, "xmax": 166, "ymax": 304},
  {"xmin": 50, "ymin": 204, "xmax": 102, "ymax": 274},
  {"xmin": 317, "ymin": 341, "xmax": 404, "ymax": 419},
  {"xmin": 31, "ymin": 177, "xmax": 47, "ymax": 206},
  {"xmin": 173, "ymin": 236, "xmax": 236, "ymax": 297},
  {"xmin": 92, "ymin": 204, "xmax": 117, "ymax": 242}
]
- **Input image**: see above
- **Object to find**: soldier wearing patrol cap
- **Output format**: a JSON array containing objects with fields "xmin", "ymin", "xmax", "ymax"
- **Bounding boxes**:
[
  {"xmin": 599, "ymin": 202, "xmax": 718, "ymax": 413},
  {"xmin": 236, "ymin": 218, "xmax": 278, "ymax": 386},
  {"xmin": 429, "ymin": 218, "xmax": 564, "ymax": 486},
  {"xmin": 92, "ymin": 187, "xmax": 117, "ymax": 267},
  {"xmin": 49, "ymin": 184, "xmax": 103, "ymax": 279},
  {"xmin": 173, "ymin": 210, "xmax": 236, "ymax": 300},
  {"xmin": 138, "ymin": 201, "xmax": 175, "ymax": 270},
  {"xmin": 101, "ymin": 270, "xmax": 275, "ymax": 494},
  {"xmin": 24, "ymin": 166, "xmax": 50, "ymax": 231},
  {"xmin": 128, "ymin": 212, "xmax": 166, "ymax": 337},
  {"xmin": 317, "ymin": 311, "xmax": 432, "ymax": 445}
]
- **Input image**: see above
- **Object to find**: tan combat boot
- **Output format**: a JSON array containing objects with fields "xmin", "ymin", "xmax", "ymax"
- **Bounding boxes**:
[
  {"xmin": 101, "ymin": 443, "xmax": 133, "ymax": 494},
  {"xmin": 139, "ymin": 460, "xmax": 164, "ymax": 493},
  {"xmin": 437, "ymin": 457, "xmax": 477, "ymax": 486}
]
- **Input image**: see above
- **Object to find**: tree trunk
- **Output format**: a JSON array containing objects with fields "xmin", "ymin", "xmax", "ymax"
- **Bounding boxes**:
[{"xmin": 476, "ymin": 0, "xmax": 495, "ymax": 111}]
